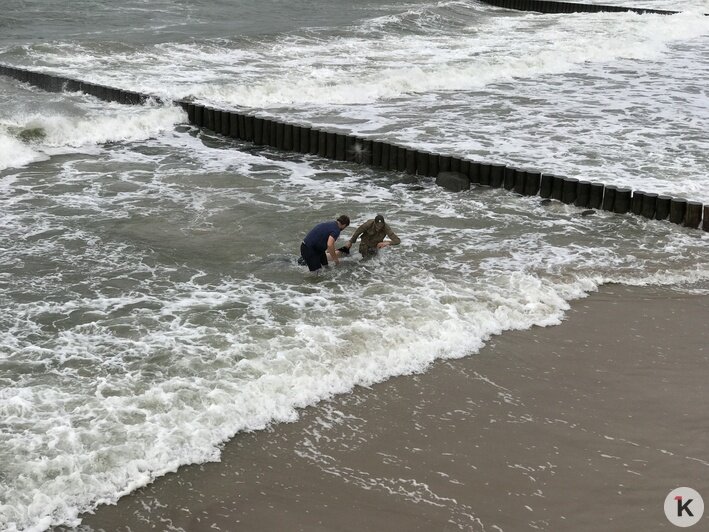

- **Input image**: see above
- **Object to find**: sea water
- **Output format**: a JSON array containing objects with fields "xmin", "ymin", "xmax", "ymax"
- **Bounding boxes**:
[{"xmin": 1, "ymin": 1, "xmax": 708, "ymax": 530}]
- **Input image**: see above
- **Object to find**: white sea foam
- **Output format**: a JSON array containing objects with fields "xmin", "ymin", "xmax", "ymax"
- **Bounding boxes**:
[
  {"xmin": 38, "ymin": 105, "xmax": 185, "ymax": 148},
  {"xmin": 7, "ymin": 2, "xmax": 707, "ymax": 200},
  {"xmin": 178, "ymin": 11, "xmax": 708, "ymax": 106},
  {"xmin": 586, "ymin": 0, "xmax": 708, "ymax": 11},
  {"xmin": 2, "ymin": 133, "xmax": 708, "ymax": 530},
  {"xmin": 0, "ymin": 101, "xmax": 185, "ymax": 171},
  {"xmin": 15, "ymin": 5, "xmax": 709, "ymax": 107},
  {"xmin": 69, "ymin": 8, "xmax": 704, "ymax": 201},
  {"xmin": 0, "ymin": 130, "xmax": 46, "ymax": 171}
]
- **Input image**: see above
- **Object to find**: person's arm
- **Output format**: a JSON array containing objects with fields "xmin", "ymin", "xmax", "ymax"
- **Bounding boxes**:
[
  {"xmin": 348, "ymin": 221, "xmax": 370, "ymax": 245},
  {"xmin": 377, "ymin": 224, "xmax": 401, "ymax": 248},
  {"xmin": 327, "ymin": 235, "xmax": 340, "ymax": 265}
]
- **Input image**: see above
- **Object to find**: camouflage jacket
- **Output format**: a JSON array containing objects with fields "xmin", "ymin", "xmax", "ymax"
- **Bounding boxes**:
[{"xmin": 348, "ymin": 219, "xmax": 401, "ymax": 248}]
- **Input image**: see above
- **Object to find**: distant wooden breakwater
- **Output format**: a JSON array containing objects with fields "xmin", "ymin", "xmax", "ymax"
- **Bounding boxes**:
[
  {"xmin": 478, "ymin": 0, "xmax": 708, "ymax": 16},
  {"xmin": 2, "ymin": 63, "xmax": 707, "ymax": 232}
]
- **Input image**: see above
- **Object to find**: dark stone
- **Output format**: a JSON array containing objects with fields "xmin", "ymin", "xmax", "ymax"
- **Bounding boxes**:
[{"xmin": 436, "ymin": 171, "xmax": 471, "ymax": 192}]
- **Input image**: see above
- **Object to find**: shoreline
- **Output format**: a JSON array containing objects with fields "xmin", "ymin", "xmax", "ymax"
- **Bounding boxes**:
[{"xmin": 65, "ymin": 284, "xmax": 709, "ymax": 531}]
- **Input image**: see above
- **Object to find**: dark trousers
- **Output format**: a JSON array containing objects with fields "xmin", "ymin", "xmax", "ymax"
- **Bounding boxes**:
[{"xmin": 300, "ymin": 242, "xmax": 327, "ymax": 271}]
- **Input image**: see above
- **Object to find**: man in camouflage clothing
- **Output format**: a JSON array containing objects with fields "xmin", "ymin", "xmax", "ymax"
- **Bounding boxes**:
[{"xmin": 340, "ymin": 214, "xmax": 400, "ymax": 258}]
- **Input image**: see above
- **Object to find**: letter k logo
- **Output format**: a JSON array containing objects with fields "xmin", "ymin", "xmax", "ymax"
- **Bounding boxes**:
[
  {"xmin": 665, "ymin": 488, "xmax": 703, "ymax": 527},
  {"xmin": 675, "ymin": 496, "xmax": 694, "ymax": 517}
]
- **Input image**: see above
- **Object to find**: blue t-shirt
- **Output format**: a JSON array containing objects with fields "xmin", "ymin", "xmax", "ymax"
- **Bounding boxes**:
[{"xmin": 303, "ymin": 221, "xmax": 341, "ymax": 253}]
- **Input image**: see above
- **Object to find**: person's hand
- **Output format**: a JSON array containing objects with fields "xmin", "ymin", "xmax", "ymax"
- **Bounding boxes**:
[
  {"xmin": 345, "ymin": 242, "xmax": 352, "ymax": 249},
  {"xmin": 377, "ymin": 241, "xmax": 390, "ymax": 249}
]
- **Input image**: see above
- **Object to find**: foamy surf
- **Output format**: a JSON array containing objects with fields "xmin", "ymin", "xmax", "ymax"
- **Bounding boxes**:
[
  {"xmin": 0, "ymin": 131, "xmax": 46, "ymax": 170},
  {"xmin": 2, "ymin": 127, "xmax": 708, "ymax": 530},
  {"xmin": 7, "ymin": 4, "xmax": 708, "ymax": 107},
  {"xmin": 0, "ymin": 100, "xmax": 185, "ymax": 171},
  {"xmin": 188, "ymin": 10, "xmax": 709, "ymax": 107}
]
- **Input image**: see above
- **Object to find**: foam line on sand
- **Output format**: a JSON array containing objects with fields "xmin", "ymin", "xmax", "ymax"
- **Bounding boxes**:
[{"xmin": 68, "ymin": 284, "xmax": 709, "ymax": 532}]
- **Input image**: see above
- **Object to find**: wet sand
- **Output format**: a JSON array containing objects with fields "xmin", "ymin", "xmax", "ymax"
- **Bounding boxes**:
[{"xmin": 68, "ymin": 284, "xmax": 709, "ymax": 531}]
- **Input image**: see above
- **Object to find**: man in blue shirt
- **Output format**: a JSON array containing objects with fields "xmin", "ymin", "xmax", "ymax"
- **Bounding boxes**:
[{"xmin": 300, "ymin": 215, "xmax": 351, "ymax": 273}]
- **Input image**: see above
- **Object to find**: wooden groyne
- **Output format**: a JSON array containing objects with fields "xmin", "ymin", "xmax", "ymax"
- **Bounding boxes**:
[
  {"xmin": 478, "ymin": 0, "xmax": 707, "ymax": 16},
  {"xmin": 2, "ymin": 63, "xmax": 707, "ymax": 232}
]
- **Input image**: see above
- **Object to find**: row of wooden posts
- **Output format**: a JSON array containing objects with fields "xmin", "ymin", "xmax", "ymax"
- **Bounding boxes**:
[
  {"xmin": 182, "ymin": 101, "xmax": 707, "ymax": 230},
  {"xmin": 2, "ymin": 63, "xmax": 708, "ymax": 231},
  {"xmin": 0, "ymin": 64, "xmax": 154, "ymax": 104},
  {"xmin": 478, "ymin": 0, "xmax": 697, "ymax": 16}
]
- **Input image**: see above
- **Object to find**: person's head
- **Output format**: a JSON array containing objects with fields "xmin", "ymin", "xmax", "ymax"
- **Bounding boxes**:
[
  {"xmin": 374, "ymin": 214, "xmax": 385, "ymax": 228},
  {"xmin": 336, "ymin": 215, "xmax": 350, "ymax": 229}
]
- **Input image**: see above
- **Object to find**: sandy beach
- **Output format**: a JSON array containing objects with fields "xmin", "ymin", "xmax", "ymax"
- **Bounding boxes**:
[{"xmin": 65, "ymin": 284, "xmax": 708, "ymax": 531}]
